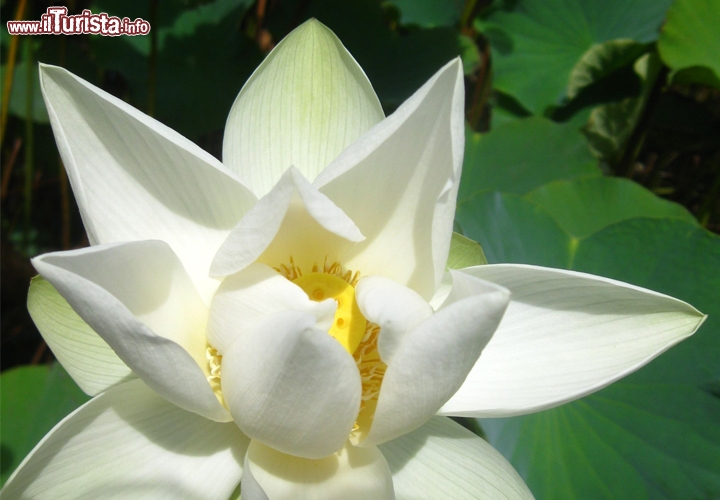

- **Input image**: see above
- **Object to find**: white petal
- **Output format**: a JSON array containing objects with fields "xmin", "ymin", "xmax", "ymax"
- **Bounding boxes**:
[
  {"xmin": 363, "ymin": 271, "xmax": 510, "ymax": 446},
  {"xmin": 222, "ymin": 311, "xmax": 361, "ymax": 458},
  {"xmin": 242, "ymin": 440, "xmax": 394, "ymax": 500},
  {"xmin": 223, "ymin": 19, "xmax": 384, "ymax": 197},
  {"xmin": 210, "ymin": 167, "xmax": 363, "ymax": 278},
  {"xmin": 440, "ymin": 264, "xmax": 706, "ymax": 417},
  {"xmin": 39, "ymin": 64, "xmax": 256, "ymax": 303},
  {"xmin": 32, "ymin": 241, "xmax": 229, "ymax": 422},
  {"xmin": 355, "ymin": 276, "xmax": 433, "ymax": 364},
  {"xmin": 316, "ymin": 58, "xmax": 465, "ymax": 300},
  {"xmin": 207, "ymin": 263, "xmax": 336, "ymax": 353},
  {"xmin": 1, "ymin": 380, "xmax": 248, "ymax": 500},
  {"xmin": 27, "ymin": 275, "xmax": 135, "ymax": 396},
  {"xmin": 379, "ymin": 416, "xmax": 534, "ymax": 500}
]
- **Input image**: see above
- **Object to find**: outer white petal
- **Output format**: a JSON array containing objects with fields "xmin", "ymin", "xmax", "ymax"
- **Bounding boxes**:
[
  {"xmin": 27, "ymin": 276, "xmax": 135, "ymax": 396},
  {"xmin": 0, "ymin": 379, "xmax": 249, "ymax": 500},
  {"xmin": 32, "ymin": 241, "xmax": 229, "ymax": 422},
  {"xmin": 223, "ymin": 19, "xmax": 384, "ymax": 197},
  {"xmin": 440, "ymin": 264, "xmax": 707, "ymax": 417},
  {"xmin": 210, "ymin": 167, "xmax": 363, "ymax": 278},
  {"xmin": 355, "ymin": 276, "xmax": 433, "ymax": 364},
  {"xmin": 316, "ymin": 58, "xmax": 465, "ymax": 300},
  {"xmin": 207, "ymin": 263, "xmax": 336, "ymax": 353},
  {"xmin": 241, "ymin": 440, "xmax": 394, "ymax": 500},
  {"xmin": 222, "ymin": 311, "xmax": 361, "ymax": 459},
  {"xmin": 378, "ymin": 416, "xmax": 534, "ymax": 500},
  {"xmin": 40, "ymin": 64, "xmax": 256, "ymax": 303},
  {"xmin": 363, "ymin": 272, "xmax": 510, "ymax": 446}
]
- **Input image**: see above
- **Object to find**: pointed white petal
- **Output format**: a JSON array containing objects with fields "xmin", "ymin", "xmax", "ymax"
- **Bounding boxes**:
[
  {"xmin": 242, "ymin": 440, "xmax": 394, "ymax": 500},
  {"xmin": 32, "ymin": 241, "xmax": 229, "ymax": 422},
  {"xmin": 39, "ymin": 64, "xmax": 256, "ymax": 303},
  {"xmin": 27, "ymin": 276, "xmax": 135, "ymax": 396},
  {"xmin": 223, "ymin": 19, "xmax": 384, "ymax": 197},
  {"xmin": 207, "ymin": 263, "xmax": 336, "ymax": 353},
  {"xmin": 355, "ymin": 276, "xmax": 433, "ymax": 364},
  {"xmin": 1, "ymin": 380, "xmax": 248, "ymax": 500},
  {"xmin": 210, "ymin": 167, "xmax": 363, "ymax": 278},
  {"xmin": 222, "ymin": 311, "xmax": 361, "ymax": 458},
  {"xmin": 379, "ymin": 417, "xmax": 534, "ymax": 500},
  {"xmin": 440, "ymin": 264, "xmax": 706, "ymax": 417},
  {"xmin": 364, "ymin": 272, "xmax": 510, "ymax": 446},
  {"xmin": 316, "ymin": 59, "xmax": 465, "ymax": 300}
]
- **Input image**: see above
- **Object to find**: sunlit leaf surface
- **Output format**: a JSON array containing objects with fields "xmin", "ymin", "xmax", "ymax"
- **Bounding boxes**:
[{"xmin": 658, "ymin": 0, "xmax": 720, "ymax": 88}]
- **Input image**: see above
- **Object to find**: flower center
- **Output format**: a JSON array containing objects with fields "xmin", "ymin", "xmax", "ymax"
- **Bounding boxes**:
[
  {"xmin": 276, "ymin": 258, "xmax": 387, "ymax": 438},
  {"xmin": 206, "ymin": 258, "xmax": 387, "ymax": 438}
]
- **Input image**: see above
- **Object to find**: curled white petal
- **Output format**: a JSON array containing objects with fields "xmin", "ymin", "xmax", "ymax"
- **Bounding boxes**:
[
  {"xmin": 363, "ymin": 271, "xmax": 510, "ymax": 446},
  {"xmin": 355, "ymin": 276, "xmax": 433, "ymax": 364},
  {"xmin": 210, "ymin": 167, "xmax": 363, "ymax": 278},
  {"xmin": 222, "ymin": 311, "xmax": 361, "ymax": 458},
  {"xmin": 32, "ymin": 241, "xmax": 228, "ymax": 422},
  {"xmin": 207, "ymin": 263, "xmax": 336, "ymax": 353}
]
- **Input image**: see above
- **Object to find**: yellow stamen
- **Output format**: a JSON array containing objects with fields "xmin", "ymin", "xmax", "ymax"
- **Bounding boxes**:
[
  {"xmin": 350, "ymin": 322, "xmax": 386, "ymax": 442},
  {"xmin": 354, "ymin": 323, "xmax": 385, "ymax": 403},
  {"xmin": 205, "ymin": 346, "xmax": 226, "ymax": 408}
]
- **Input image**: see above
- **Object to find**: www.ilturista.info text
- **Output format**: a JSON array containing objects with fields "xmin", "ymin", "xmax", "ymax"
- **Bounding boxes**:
[{"xmin": 6, "ymin": 7, "xmax": 150, "ymax": 36}]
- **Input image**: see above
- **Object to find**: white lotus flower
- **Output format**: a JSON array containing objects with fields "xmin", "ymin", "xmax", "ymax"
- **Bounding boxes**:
[{"xmin": 2, "ymin": 20, "xmax": 705, "ymax": 500}]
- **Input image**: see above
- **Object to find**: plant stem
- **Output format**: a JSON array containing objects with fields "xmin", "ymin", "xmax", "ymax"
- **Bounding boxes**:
[
  {"xmin": 618, "ymin": 66, "xmax": 669, "ymax": 178},
  {"xmin": 0, "ymin": 0, "xmax": 28, "ymax": 151},
  {"xmin": 23, "ymin": 36, "xmax": 35, "ymax": 254}
]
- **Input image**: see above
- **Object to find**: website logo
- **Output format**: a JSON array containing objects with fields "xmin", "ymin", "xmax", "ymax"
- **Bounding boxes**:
[{"xmin": 6, "ymin": 7, "xmax": 151, "ymax": 36}]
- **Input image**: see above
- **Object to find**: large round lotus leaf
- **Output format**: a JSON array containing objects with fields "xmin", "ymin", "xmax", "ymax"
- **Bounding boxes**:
[
  {"xmin": 459, "ymin": 117, "xmax": 600, "ymax": 202},
  {"xmin": 479, "ymin": 0, "xmax": 673, "ymax": 114},
  {"xmin": 525, "ymin": 177, "xmax": 697, "ymax": 239},
  {"xmin": 658, "ymin": 0, "xmax": 720, "ymax": 88},
  {"xmin": 456, "ymin": 191, "xmax": 572, "ymax": 268}
]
